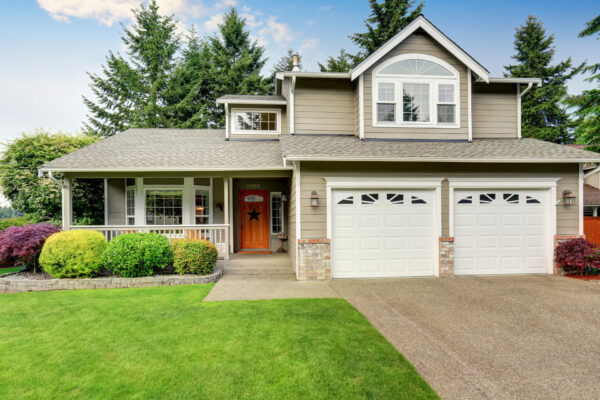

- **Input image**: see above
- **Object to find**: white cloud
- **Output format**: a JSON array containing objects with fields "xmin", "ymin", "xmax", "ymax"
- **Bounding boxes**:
[
  {"xmin": 203, "ymin": 13, "xmax": 224, "ymax": 32},
  {"xmin": 214, "ymin": 0, "xmax": 236, "ymax": 9},
  {"xmin": 300, "ymin": 38, "xmax": 319, "ymax": 52},
  {"xmin": 259, "ymin": 16, "xmax": 293, "ymax": 46},
  {"xmin": 306, "ymin": 19, "xmax": 315, "ymax": 26}
]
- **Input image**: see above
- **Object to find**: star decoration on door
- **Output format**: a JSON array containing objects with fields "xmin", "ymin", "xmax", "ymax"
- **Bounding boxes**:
[{"xmin": 248, "ymin": 208, "xmax": 261, "ymax": 221}]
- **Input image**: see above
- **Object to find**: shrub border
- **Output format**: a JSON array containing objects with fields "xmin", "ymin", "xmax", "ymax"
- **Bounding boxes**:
[{"xmin": 1, "ymin": 267, "xmax": 222, "ymax": 294}]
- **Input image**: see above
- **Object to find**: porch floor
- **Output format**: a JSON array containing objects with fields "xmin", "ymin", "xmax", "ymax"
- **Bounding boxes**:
[{"xmin": 205, "ymin": 253, "xmax": 339, "ymax": 302}]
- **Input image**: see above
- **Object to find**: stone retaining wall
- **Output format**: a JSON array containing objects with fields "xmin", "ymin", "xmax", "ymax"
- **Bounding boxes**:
[{"xmin": 1, "ymin": 268, "xmax": 222, "ymax": 294}]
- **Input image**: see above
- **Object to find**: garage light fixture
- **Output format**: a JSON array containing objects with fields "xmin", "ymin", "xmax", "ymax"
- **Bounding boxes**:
[
  {"xmin": 311, "ymin": 191, "xmax": 319, "ymax": 207},
  {"xmin": 562, "ymin": 190, "xmax": 576, "ymax": 206}
]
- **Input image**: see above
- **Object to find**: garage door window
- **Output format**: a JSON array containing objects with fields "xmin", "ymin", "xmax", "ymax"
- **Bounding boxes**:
[
  {"xmin": 386, "ymin": 193, "xmax": 404, "ymax": 204},
  {"xmin": 526, "ymin": 196, "xmax": 541, "ymax": 204},
  {"xmin": 337, "ymin": 196, "xmax": 354, "ymax": 205},
  {"xmin": 457, "ymin": 195, "xmax": 472, "ymax": 204},
  {"xmin": 411, "ymin": 195, "xmax": 427, "ymax": 204},
  {"xmin": 503, "ymin": 193, "xmax": 519, "ymax": 204},
  {"xmin": 361, "ymin": 193, "xmax": 379, "ymax": 204},
  {"xmin": 479, "ymin": 193, "xmax": 496, "ymax": 204}
]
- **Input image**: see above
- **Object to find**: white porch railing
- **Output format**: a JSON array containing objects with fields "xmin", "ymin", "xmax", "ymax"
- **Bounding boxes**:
[{"xmin": 70, "ymin": 224, "xmax": 230, "ymax": 260}]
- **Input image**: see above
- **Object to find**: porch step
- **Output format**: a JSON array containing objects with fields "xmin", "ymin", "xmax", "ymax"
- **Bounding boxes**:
[
  {"xmin": 222, "ymin": 253, "xmax": 294, "ymax": 276},
  {"xmin": 224, "ymin": 267, "xmax": 294, "ymax": 276}
]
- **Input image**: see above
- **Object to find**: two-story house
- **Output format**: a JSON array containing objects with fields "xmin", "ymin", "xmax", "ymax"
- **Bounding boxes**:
[{"xmin": 40, "ymin": 15, "xmax": 600, "ymax": 279}]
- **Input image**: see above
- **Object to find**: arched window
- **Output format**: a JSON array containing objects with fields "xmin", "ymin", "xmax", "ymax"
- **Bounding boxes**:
[{"xmin": 372, "ymin": 54, "xmax": 460, "ymax": 127}]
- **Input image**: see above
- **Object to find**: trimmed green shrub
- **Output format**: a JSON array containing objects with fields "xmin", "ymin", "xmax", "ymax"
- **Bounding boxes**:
[
  {"xmin": 103, "ymin": 233, "xmax": 172, "ymax": 277},
  {"xmin": 172, "ymin": 239, "xmax": 218, "ymax": 275},
  {"xmin": 39, "ymin": 230, "xmax": 107, "ymax": 278},
  {"xmin": 0, "ymin": 216, "xmax": 32, "ymax": 232}
]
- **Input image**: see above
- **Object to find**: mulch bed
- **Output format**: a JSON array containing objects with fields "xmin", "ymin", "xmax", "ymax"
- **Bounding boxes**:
[
  {"xmin": 565, "ymin": 274, "xmax": 600, "ymax": 281},
  {"xmin": 2, "ymin": 271, "xmax": 53, "ymax": 280}
]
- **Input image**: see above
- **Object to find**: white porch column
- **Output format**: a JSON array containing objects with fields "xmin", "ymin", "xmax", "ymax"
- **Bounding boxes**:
[
  {"xmin": 223, "ymin": 177, "xmax": 230, "ymax": 260},
  {"xmin": 183, "ymin": 177, "xmax": 194, "ymax": 225},
  {"xmin": 62, "ymin": 176, "xmax": 72, "ymax": 230},
  {"xmin": 134, "ymin": 178, "xmax": 144, "ymax": 226}
]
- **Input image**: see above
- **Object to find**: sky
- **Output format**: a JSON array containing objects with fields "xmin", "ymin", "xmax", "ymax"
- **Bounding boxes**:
[{"xmin": 0, "ymin": 0, "xmax": 598, "ymax": 141}]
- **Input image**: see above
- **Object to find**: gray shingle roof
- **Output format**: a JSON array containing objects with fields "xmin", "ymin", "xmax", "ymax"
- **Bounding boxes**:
[
  {"xmin": 41, "ymin": 129, "xmax": 600, "ymax": 173},
  {"xmin": 41, "ymin": 129, "xmax": 286, "ymax": 171},
  {"xmin": 280, "ymin": 135, "xmax": 600, "ymax": 163}
]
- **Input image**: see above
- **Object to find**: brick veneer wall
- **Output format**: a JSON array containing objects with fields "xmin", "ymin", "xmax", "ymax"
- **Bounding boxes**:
[
  {"xmin": 297, "ymin": 238, "xmax": 331, "ymax": 280},
  {"xmin": 553, "ymin": 234, "xmax": 585, "ymax": 275},
  {"xmin": 439, "ymin": 237, "xmax": 455, "ymax": 277}
]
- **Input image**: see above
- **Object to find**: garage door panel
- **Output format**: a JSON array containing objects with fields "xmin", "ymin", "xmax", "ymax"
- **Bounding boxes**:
[
  {"xmin": 454, "ymin": 189, "xmax": 549, "ymax": 275},
  {"xmin": 332, "ymin": 189, "xmax": 435, "ymax": 278}
]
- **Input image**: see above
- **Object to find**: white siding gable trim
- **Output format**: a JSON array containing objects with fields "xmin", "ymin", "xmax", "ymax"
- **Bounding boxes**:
[{"xmin": 350, "ymin": 15, "xmax": 489, "ymax": 83}]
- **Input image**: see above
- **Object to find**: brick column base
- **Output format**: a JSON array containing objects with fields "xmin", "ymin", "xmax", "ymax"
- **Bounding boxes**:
[
  {"xmin": 553, "ymin": 234, "xmax": 585, "ymax": 275},
  {"xmin": 439, "ymin": 237, "xmax": 455, "ymax": 277},
  {"xmin": 297, "ymin": 239, "xmax": 331, "ymax": 280}
]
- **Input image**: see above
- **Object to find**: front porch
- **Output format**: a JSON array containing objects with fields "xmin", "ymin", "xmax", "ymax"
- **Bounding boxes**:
[{"xmin": 59, "ymin": 173, "xmax": 292, "ymax": 261}]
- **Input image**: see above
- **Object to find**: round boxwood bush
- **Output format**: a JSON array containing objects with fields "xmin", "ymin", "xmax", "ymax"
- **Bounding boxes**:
[
  {"xmin": 39, "ymin": 230, "xmax": 107, "ymax": 278},
  {"xmin": 103, "ymin": 233, "xmax": 172, "ymax": 277},
  {"xmin": 172, "ymin": 239, "xmax": 218, "ymax": 275}
]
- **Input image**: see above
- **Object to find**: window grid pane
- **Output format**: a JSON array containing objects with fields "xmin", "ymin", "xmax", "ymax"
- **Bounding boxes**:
[
  {"xmin": 437, "ymin": 104, "xmax": 455, "ymax": 123},
  {"xmin": 235, "ymin": 112, "xmax": 278, "ymax": 132},
  {"xmin": 403, "ymin": 83, "xmax": 430, "ymax": 122},
  {"xmin": 126, "ymin": 187, "xmax": 135, "ymax": 225},
  {"xmin": 145, "ymin": 190, "xmax": 183, "ymax": 225},
  {"xmin": 378, "ymin": 82, "xmax": 395, "ymax": 102},
  {"xmin": 271, "ymin": 193, "xmax": 283, "ymax": 234},
  {"xmin": 377, "ymin": 103, "xmax": 395, "ymax": 122},
  {"xmin": 438, "ymin": 84, "xmax": 455, "ymax": 103},
  {"xmin": 195, "ymin": 188, "xmax": 210, "ymax": 225}
]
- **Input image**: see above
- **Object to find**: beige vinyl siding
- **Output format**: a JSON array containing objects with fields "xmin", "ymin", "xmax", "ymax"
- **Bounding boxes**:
[
  {"xmin": 585, "ymin": 172, "xmax": 600, "ymax": 189},
  {"xmin": 227, "ymin": 104, "xmax": 287, "ymax": 136},
  {"xmin": 472, "ymin": 83, "xmax": 518, "ymax": 138},
  {"xmin": 294, "ymin": 78, "xmax": 356, "ymax": 134},
  {"xmin": 299, "ymin": 162, "xmax": 579, "ymax": 238},
  {"xmin": 363, "ymin": 31, "xmax": 469, "ymax": 140},
  {"xmin": 107, "ymin": 178, "xmax": 126, "ymax": 224},
  {"xmin": 354, "ymin": 83, "xmax": 360, "ymax": 136}
]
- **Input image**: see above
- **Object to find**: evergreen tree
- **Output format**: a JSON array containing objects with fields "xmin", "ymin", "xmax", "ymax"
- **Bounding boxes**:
[
  {"xmin": 318, "ymin": 49, "xmax": 355, "ymax": 72},
  {"xmin": 204, "ymin": 8, "xmax": 271, "ymax": 127},
  {"xmin": 505, "ymin": 15, "xmax": 582, "ymax": 143},
  {"xmin": 163, "ymin": 30, "xmax": 214, "ymax": 128},
  {"xmin": 320, "ymin": 0, "xmax": 423, "ymax": 72},
  {"xmin": 83, "ymin": 0, "xmax": 180, "ymax": 136},
  {"xmin": 566, "ymin": 15, "xmax": 600, "ymax": 146}
]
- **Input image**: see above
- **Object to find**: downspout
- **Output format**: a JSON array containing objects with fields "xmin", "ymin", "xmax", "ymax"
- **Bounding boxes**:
[
  {"xmin": 516, "ymin": 82, "xmax": 534, "ymax": 139},
  {"xmin": 290, "ymin": 76, "xmax": 296, "ymax": 134},
  {"xmin": 39, "ymin": 169, "xmax": 64, "ymax": 188}
]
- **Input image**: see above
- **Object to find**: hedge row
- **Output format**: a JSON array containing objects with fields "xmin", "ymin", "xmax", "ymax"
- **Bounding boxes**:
[{"xmin": 0, "ymin": 226, "xmax": 218, "ymax": 279}]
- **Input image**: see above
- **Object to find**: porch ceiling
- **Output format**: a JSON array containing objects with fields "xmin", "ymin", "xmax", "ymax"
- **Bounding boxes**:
[{"xmin": 40, "ymin": 129, "xmax": 287, "ymax": 172}]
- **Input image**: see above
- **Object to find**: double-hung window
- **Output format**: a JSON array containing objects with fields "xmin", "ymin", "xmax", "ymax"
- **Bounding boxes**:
[
  {"xmin": 373, "ymin": 55, "xmax": 459, "ymax": 127},
  {"xmin": 145, "ymin": 189, "xmax": 183, "ymax": 225},
  {"xmin": 270, "ymin": 192, "xmax": 284, "ymax": 234},
  {"xmin": 195, "ymin": 187, "xmax": 211, "ymax": 224}
]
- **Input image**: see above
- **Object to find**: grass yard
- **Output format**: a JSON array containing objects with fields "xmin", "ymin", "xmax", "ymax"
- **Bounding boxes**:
[
  {"xmin": 0, "ymin": 267, "xmax": 22, "ymax": 275},
  {"xmin": 0, "ymin": 284, "xmax": 438, "ymax": 400}
]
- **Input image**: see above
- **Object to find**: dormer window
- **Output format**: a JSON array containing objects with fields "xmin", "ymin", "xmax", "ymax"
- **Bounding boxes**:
[
  {"xmin": 372, "ymin": 54, "xmax": 460, "ymax": 128},
  {"xmin": 232, "ymin": 108, "xmax": 281, "ymax": 134}
]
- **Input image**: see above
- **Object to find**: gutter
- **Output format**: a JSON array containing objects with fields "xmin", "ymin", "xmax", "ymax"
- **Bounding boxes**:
[
  {"xmin": 282, "ymin": 156, "xmax": 600, "ymax": 164},
  {"xmin": 38, "ymin": 166, "xmax": 294, "ymax": 173},
  {"xmin": 38, "ymin": 169, "xmax": 63, "ymax": 188}
]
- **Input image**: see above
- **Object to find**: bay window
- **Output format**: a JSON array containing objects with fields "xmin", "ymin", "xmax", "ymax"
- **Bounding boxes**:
[{"xmin": 373, "ymin": 54, "xmax": 460, "ymax": 127}]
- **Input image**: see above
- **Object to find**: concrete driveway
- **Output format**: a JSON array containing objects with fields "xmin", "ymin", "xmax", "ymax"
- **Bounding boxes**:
[{"xmin": 331, "ymin": 276, "xmax": 600, "ymax": 400}]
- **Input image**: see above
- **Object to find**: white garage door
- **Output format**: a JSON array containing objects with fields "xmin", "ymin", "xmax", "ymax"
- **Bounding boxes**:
[
  {"xmin": 454, "ymin": 190, "xmax": 549, "ymax": 275},
  {"xmin": 332, "ymin": 190, "xmax": 436, "ymax": 278}
]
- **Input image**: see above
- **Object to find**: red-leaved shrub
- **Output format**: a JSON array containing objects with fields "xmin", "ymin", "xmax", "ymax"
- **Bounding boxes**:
[
  {"xmin": 0, "ymin": 223, "xmax": 60, "ymax": 272},
  {"xmin": 554, "ymin": 238, "xmax": 598, "ymax": 275}
]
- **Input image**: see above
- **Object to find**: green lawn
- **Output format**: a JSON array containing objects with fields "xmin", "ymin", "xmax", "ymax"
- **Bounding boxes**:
[
  {"xmin": 0, "ymin": 285, "xmax": 438, "ymax": 400},
  {"xmin": 0, "ymin": 266, "xmax": 22, "ymax": 275}
]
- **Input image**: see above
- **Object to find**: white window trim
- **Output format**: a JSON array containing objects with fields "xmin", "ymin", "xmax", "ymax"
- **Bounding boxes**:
[
  {"xmin": 194, "ymin": 185, "xmax": 213, "ymax": 225},
  {"xmin": 231, "ymin": 108, "xmax": 282, "ymax": 135},
  {"xmin": 325, "ymin": 177, "xmax": 443, "ymax": 277},
  {"xmin": 270, "ymin": 192, "xmax": 284, "ymax": 235},
  {"xmin": 448, "ymin": 178, "xmax": 559, "ymax": 274},
  {"xmin": 125, "ymin": 184, "xmax": 135, "ymax": 225},
  {"xmin": 371, "ymin": 53, "xmax": 460, "ymax": 129}
]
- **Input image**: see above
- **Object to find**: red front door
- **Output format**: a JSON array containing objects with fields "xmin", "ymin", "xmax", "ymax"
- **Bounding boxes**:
[{"xmin": 239, "ymin": 190, "xmax": 270, "ymax": 250}]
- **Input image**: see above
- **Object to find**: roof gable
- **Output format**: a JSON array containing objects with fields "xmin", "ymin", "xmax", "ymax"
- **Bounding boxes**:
[{"xmin": 350, "ymin": 15, "xmax": 489, "ymax": 82}]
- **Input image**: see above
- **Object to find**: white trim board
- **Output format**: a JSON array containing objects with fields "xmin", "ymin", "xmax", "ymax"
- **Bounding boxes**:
[{"xmin": 351, "ymin": 15, "xmax": 489, "ymax": 82}]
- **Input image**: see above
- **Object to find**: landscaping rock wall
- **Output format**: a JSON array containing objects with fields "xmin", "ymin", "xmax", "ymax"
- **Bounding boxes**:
[{"xmin": 1, "ymin": 269, "xmax": 222, "ymax": 294}]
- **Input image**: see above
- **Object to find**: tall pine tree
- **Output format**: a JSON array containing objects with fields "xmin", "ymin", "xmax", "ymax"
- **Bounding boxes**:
[
  {"xmin": 204, "ymin": 8, "xmax": 271, "ymax": 127},
  {"xmin": 83, "ymin": 0, "xmax": 180, "ymax": 136},
  {"xmin": 504, "ymin": 15, "xmax": 582, "ymax": 143},
  {"xmin": 566, "ymin": 15, "xmax": 600, "ymax": 146},
  {"xmin": 320, "ymin": 0, "xmax": 423, "ymax": 72}
]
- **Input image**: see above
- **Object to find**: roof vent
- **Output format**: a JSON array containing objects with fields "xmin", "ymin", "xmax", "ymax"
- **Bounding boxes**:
[{"xmin": 292, "ymin": 54, "xmax": 300, "ymax": 71}]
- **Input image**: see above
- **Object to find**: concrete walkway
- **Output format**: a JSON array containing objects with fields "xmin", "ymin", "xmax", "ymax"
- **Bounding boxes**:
[{"xmin": 203, "ymin": 254, "xmax": 339, "ymax": 301}]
